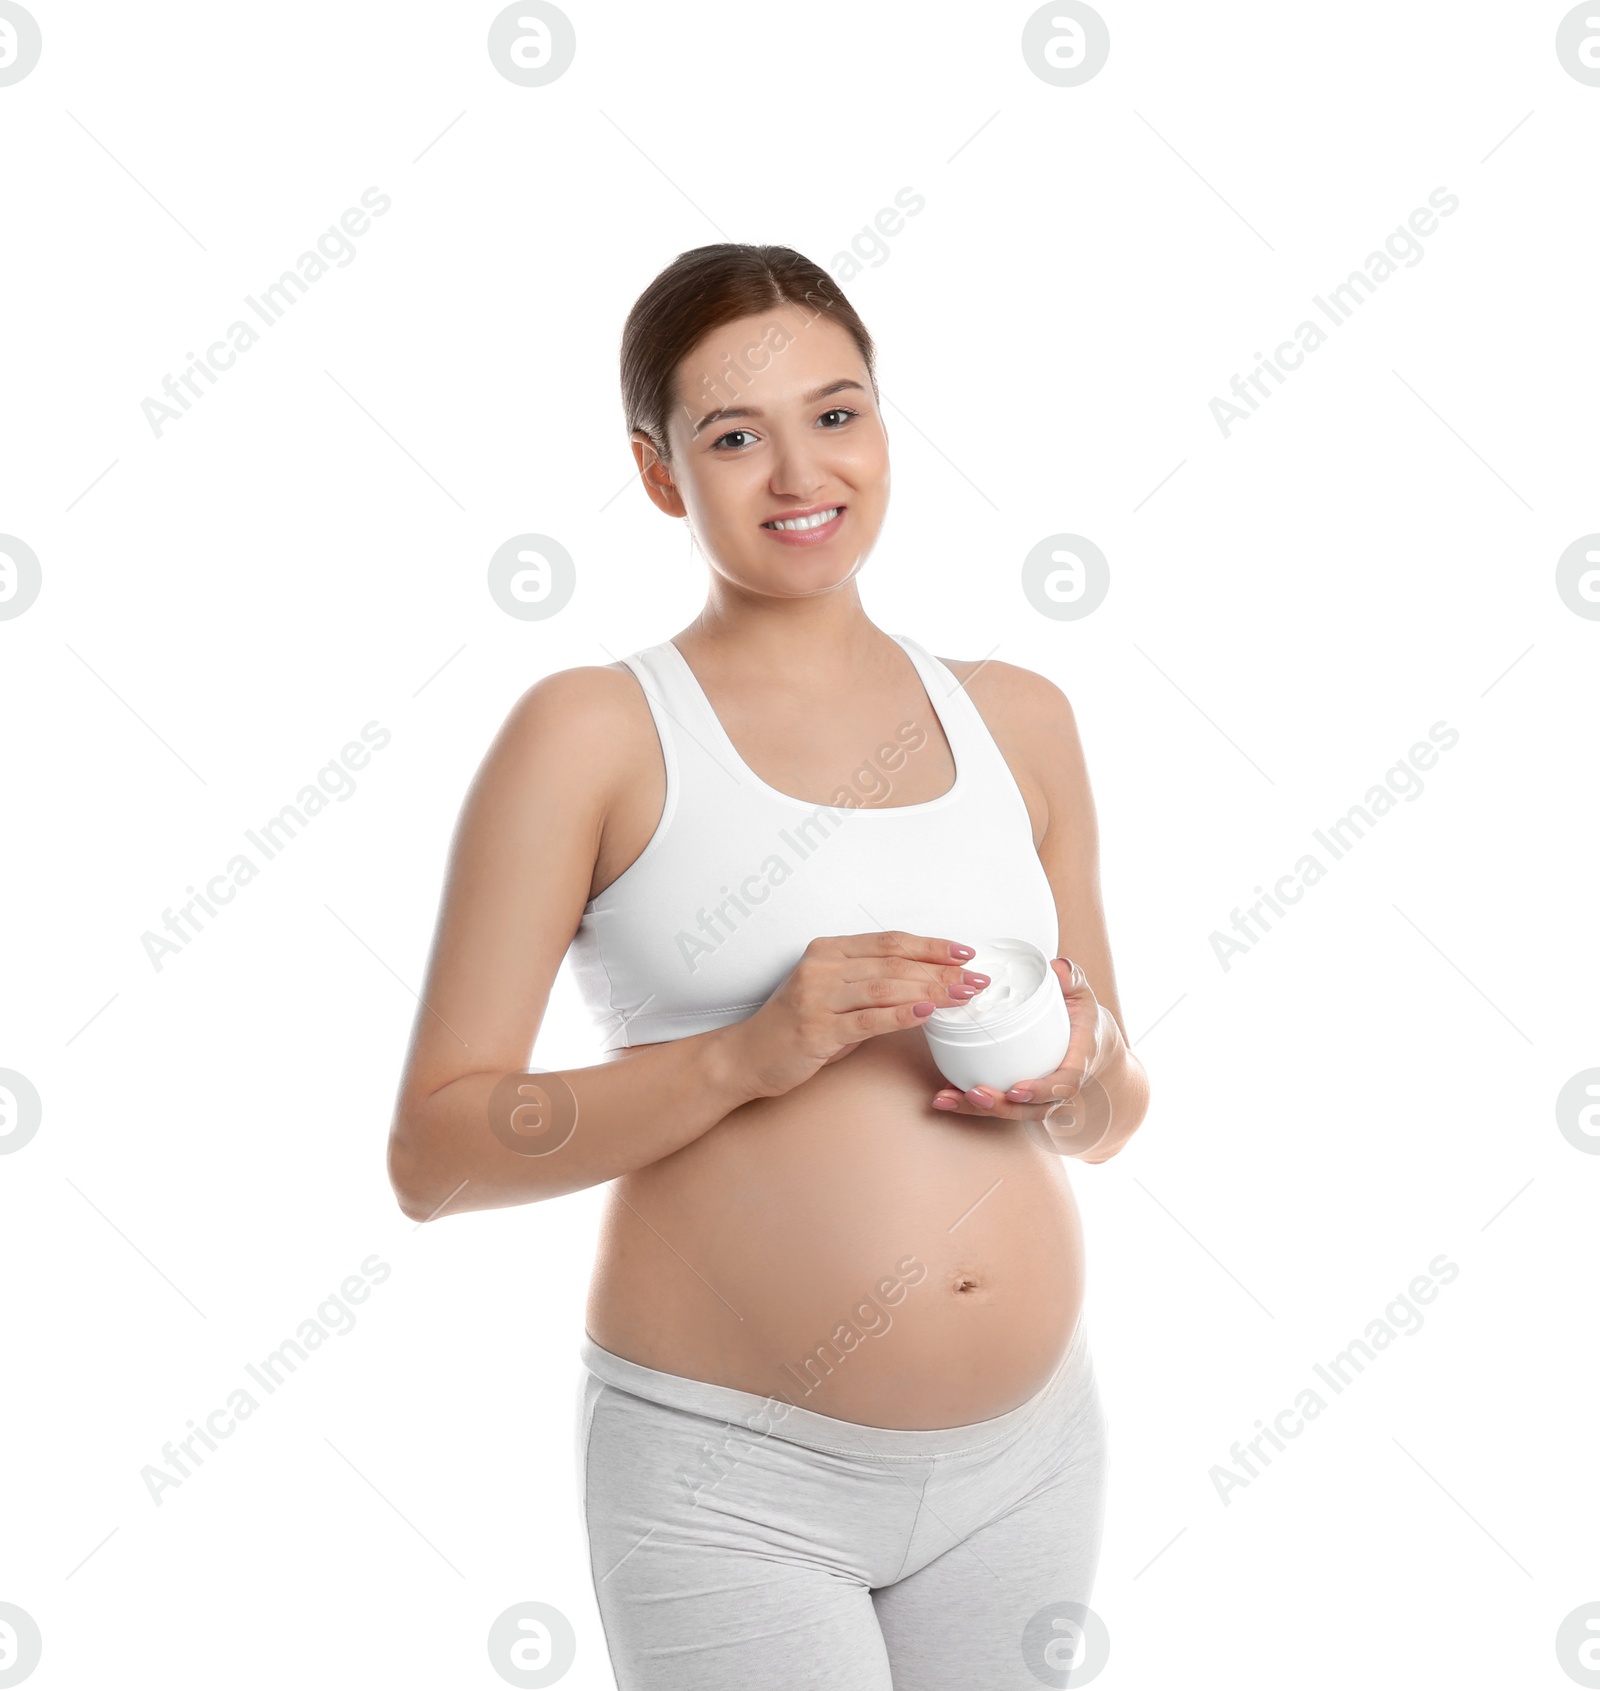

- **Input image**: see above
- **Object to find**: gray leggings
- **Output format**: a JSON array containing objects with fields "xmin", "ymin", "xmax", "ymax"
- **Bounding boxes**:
[{"xmin": 574, "ymin": 1316, "xmax": 1108, "ymax": 1689}]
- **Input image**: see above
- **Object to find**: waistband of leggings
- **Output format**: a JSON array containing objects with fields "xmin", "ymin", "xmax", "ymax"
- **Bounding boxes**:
[{"xmin": 577, "ymin": 1315, "xmax": 1088, "ymax": 1459}]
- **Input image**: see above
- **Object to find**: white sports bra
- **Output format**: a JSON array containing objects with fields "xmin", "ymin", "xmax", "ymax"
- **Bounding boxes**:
[{"xmin": 565, "ymin": 633, "xmax": 1062, "ymax": 1051}]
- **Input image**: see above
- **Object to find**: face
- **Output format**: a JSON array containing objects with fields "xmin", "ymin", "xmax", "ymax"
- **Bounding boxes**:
[{"xmin": 632, "ymin": 306, "xmax": 890, "ymax": 598}]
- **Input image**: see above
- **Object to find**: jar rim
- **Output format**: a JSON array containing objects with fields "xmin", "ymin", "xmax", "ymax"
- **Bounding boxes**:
[{"xmin": 925, "ymin": 938, "xmax": 1055, "ymax": 1044}]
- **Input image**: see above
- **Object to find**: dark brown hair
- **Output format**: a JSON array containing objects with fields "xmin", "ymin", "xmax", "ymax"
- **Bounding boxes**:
[{"xmin": 620, "ymin": 244, "xmax": 877, "ymax": 462}]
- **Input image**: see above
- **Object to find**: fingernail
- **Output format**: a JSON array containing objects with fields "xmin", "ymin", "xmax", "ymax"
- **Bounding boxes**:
[
  {"xmin": 1006, "ymin": 1085, "xmax": 1034, "ymax": 1101},
  {"xmin": 931, "ymin": 1095, "xmax": 958, "ymax": 1110},
  {"xmin": 965, "ymin": 1087, "xmax": 993, "ymax": 1108},
  {"xmin": 962, "ymin": 971, "xmax": 990, "ymax": 985},
  {"xmin": 950, "ymin": 943, "xmax": 975, "ymax": 960},
  {"xmin": 913, "ymin": 1001, "xmax": 936, "ymax": 1017},
  {"xmin": 947, "ymin": 985, "xmax": 979, "ymax": 1001}
]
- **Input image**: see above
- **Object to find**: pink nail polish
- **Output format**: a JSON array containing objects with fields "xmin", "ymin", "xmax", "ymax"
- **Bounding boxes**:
[{"xmin": 950, "ymin": 943, "xmax": 975, "ymax": 960}]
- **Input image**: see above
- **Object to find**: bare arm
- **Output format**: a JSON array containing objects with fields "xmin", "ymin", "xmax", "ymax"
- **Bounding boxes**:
[
  {"xmin": 941, "ymin": 658, "xmax": 1150, "ymax": 1161},
  {"xmin": 385, "ymin": 667, "xmax": 764, "ymax": 1222},
  {"xmin": 385, "ymin": 668, "xmax": 980, "ymax": 1221},
  {"xmin": 1027, "ymin": 671, "xmax": 1149, "ymax": 1161}
]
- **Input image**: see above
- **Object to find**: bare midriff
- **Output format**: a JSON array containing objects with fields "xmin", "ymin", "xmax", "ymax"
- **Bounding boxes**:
[{"xmin": 584, "ymin": 1023, "xmax": 1084, "ymax": 1431}]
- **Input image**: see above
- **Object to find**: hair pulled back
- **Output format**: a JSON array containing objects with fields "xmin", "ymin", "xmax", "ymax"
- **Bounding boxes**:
[{"xmin": 620, "ymin": 244, "xmax": 876, "ymax": 462}]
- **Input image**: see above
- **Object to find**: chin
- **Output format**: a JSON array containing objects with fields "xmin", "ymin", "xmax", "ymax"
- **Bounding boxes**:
[
  {"xmin": 705, "ymin": 547, "xmax": 855, "ymax": 591},
  {"xmin": 768, "ymin": 555, "xmax": 867, "ymax": 595}
]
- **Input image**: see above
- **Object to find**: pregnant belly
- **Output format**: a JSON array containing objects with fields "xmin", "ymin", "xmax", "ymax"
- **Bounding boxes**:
[{"xmin": 584, "ymin": 1026, "xmax": 1086, "ymax": 1430}]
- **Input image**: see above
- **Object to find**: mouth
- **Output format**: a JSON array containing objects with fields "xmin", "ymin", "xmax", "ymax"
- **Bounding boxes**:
[{"xmin": 760, "ymin": 504, "xmax": 845, "ymax": 544}]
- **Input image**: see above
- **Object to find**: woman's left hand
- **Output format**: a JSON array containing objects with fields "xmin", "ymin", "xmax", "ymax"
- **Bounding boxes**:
[{"xmin": 928, "ymin": 957, "xmax": 1123, "ymax": 1157}]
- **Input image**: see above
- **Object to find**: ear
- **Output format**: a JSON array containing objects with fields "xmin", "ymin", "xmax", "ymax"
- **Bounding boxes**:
[{"xmin": 631, "ymin": 431, "xmax": 687, "ymax": 519}]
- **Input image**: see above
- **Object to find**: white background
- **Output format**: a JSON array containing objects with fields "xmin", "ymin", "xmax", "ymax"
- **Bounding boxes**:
[{"xmin": 3, "ymin": 2, "xmax": 1597, "ymax": 1687}]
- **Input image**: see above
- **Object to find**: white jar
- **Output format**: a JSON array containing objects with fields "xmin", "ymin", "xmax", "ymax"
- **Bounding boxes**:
[{"xmin": 922, "ymin": 937, "xmax": 1072, "ymax": 1094}]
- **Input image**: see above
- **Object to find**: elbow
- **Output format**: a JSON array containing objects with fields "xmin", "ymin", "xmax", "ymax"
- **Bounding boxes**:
[
  {"xmin": 389, "ymin": 1165, "xmax": 430, "ymax": 1225},
  {"xmin": 387, "ymin": 1125, "xmax": 440, "ymax": 1224},
  {"xmin": 393, "ymin": 1184, "xmax": 435, "ymax": 1225}
]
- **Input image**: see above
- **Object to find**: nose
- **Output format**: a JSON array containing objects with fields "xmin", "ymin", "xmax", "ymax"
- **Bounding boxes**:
[{"xmin": 766, "ymin": 425, "xmax": 830, "ymax": 501}]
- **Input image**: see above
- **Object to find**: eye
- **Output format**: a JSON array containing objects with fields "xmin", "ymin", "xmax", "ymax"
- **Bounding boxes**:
[{"xmin": 709, "ymin": 407, "xmax": 859, "ymax": 451}]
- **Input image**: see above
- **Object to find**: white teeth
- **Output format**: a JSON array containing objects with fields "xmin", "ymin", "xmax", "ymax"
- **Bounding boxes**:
[{"xmin": 764, "ymin": 507, "xmax": 841, "ymax": 532}]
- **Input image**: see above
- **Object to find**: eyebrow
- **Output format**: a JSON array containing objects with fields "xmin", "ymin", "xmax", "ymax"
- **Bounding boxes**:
[{"xmin": 692, "ymin": 378, "xmax": 867, "ymax": 438}]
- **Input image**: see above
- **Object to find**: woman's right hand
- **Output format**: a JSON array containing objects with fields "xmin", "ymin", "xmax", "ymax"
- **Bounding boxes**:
[{"xmin": 718, "ymin": 930, "xmax": 989, "ymax": 1101}]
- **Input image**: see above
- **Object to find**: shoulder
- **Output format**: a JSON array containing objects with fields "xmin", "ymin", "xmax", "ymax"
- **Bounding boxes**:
[
  {"xmin": 938, "ymin": 655, "xmax": 1078, "ymax": 739},
  {"xmin": 500, "ymin": 660, "xmax": 649, "ymax": 746},
  {"xmin": 475, "ymin": 660, "xmax": 656, "ymax": 805},
  {"xmin": 933, "ymin": 655, "xmax": 1083, "ymax": 844}
]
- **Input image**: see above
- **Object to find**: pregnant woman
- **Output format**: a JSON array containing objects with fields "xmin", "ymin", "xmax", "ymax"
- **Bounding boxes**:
[{"xmin": 386, "ymin": 244, "xmax": 1150, "ymax": 1690}]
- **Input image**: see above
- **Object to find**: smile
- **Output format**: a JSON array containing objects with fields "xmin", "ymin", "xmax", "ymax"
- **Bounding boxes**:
[{"xmin": 761, "ymin": 506, "xmax": 843, "ymax": 533}]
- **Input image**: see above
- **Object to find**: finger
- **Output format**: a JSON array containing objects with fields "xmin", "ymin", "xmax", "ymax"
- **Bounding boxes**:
[
  {"xmin": 828, "ymin": 973, "xmax": 972, "ymax": 1016},
  {"xmin": 1046, "ymin": 958, "xmax": 1099, "ymax": 1101},
  {"xmin": 998, "ymin": 1057, "xmax": 1090, "ymax": 1107},
  {"xmin": 832, "ymin": 995, "xmax": 951, "ymax": 1040},
  {"xmin": 930, "ymin": 1082, "xmax": 1109, "ymax": 1159},
  {"xmin": 839, "ymin": 955, "xmax": 989, "ymax": 994},
  {"xmin": 831, "ymin": 929, "xmax": 978, "ymax": 968},
  {"xmin": 1025, "ymin": 1075, "xmax": 1114, "ymax": 1157},
  {"xmin": 929, "ymin": 1084, "xmax": 1041, "ymax": 1121}
]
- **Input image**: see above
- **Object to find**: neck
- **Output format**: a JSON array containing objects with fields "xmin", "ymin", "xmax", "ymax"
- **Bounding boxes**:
[{"xmin": 679, "ymin": 580, "xmax": 889, "ymax": 678}]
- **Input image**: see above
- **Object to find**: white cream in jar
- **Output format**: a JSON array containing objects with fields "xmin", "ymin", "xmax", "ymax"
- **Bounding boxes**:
[
  {"xmin": 922, "ymin": 937, "xmax": 1071, "ymax": 1094},
  {"xmin": 950, "ymin": 944, "xmax": 1046, "ymax": 1020}
]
